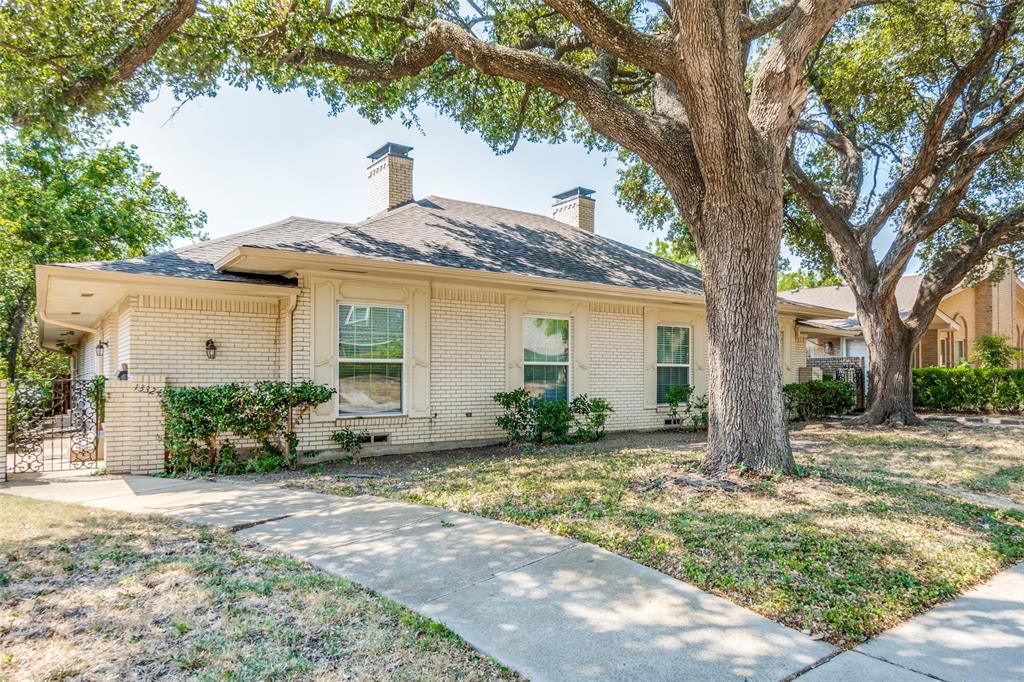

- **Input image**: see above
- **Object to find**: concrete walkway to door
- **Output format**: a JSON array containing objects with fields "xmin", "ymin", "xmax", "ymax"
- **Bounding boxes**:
[{"xmin": 2, "ymin": 474, "xmax": 834, "ymax": 681}]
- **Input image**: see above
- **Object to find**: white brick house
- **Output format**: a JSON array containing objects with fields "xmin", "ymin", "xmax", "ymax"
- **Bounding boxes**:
[{"xmin": 36, "ymin": 143, "xmax": 845, "ymax": 472}]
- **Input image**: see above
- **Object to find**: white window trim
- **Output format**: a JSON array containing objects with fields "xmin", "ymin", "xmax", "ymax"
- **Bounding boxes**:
[
  {"xmin": 337, "ymin": 302, "xmax": 408, "ymax": 418},
  {"xmin": 656, "ymin": 324, "xmax": 693, "ymax": 405},
  {"xmin": 523, "ymin": 315, "xmax": 572, "ymax": 400}
]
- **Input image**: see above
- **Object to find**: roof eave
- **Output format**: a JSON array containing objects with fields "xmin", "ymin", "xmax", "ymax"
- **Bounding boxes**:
[
  {"xmin": 36, "ymin": 264, "xmax": 298, "ymax": 350},
  {"xmin": 219, "ymin": 245, "xmax": 712, "ymax": 304}
]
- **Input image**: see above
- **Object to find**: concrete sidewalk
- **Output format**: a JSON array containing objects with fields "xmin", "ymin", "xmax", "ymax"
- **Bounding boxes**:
[
  {"xmin": 2, "ymin": 474, "xmax": 834, "ymax": 682},
  {"xmin": 6, "ymin": 475, "xmax": 1022, "ymax": 681}
]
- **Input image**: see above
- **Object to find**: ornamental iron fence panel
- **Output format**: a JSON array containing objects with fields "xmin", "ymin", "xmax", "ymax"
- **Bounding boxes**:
[{"xmin": 6, "ymin": 377, "xmax": 102, "ymax": 474}]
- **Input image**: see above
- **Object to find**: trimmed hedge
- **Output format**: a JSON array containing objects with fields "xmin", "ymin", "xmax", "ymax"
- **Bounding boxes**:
[
  {"xmin": 783, "ymin": 380, "xmax": 856, "ymax": 421},
  {"xmin": 912, "ymin": 367, "xmax": 1024, "ymax": 411}
]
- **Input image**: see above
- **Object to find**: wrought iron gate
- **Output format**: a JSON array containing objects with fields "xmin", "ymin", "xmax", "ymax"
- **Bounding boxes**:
[{"xmin": 6, "ymin": 378, "xmax": 103, "ymax": 474}]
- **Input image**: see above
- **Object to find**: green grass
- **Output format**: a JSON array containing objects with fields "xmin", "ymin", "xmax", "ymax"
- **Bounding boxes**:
[
  {"xmin": 286, "ymin": 424, "xmax": 1024, "ymax": 648},
  {"xmin": 0, "ymin": 494, "xmax": 519, "ymax": 681}
]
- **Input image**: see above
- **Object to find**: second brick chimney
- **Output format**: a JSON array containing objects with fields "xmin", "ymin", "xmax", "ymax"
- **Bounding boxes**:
[
  {"xmin": 551, "ymin": 187, "xmax": 596, "ymax": 232},
  {"xmin": 367, "ymin": 143, "xmax": 414, "ymax": 215}
]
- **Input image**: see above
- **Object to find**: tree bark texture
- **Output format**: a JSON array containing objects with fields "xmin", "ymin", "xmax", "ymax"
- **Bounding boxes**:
[
  {"xmin": 690, "ymin": 182, "xmax": 796, "ymax": 474},
  {"xmin": 856, "ymin": 298, "xmax": 922, "ymax": 425}
]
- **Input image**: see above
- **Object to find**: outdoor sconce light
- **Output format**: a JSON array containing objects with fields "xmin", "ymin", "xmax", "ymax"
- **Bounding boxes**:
[
  {"xmin": 205, "ymin": 339, "xmax": 217, "ymax": 359},
  {"xmin": 95, "ymin": 341, "xmax": 108, "ymax": 357}
]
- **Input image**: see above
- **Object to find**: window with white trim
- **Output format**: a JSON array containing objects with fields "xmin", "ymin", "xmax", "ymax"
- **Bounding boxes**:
[
  {"xmin": 656, "ymin": 325, "xmax": 691, "ymax": 403},
  {"xmin": 338, "ymin": 304, "xmax": 405, "ymax": 415},
  {"xmin": 523, "ymin": 316, "xmax": 570, "ymax": 402}
]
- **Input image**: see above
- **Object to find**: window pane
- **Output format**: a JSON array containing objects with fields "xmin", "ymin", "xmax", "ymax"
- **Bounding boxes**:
[
  {"xmin": 339, "ymin": 305, "xmax": 404, "ymax": 359},
  {"xmin": 523, "ymin": 317, "xmax": 569, "ymax": 362},
  {"xmin": 657, "ymin": 366, "xmax": 690, "ymax": 404},
  {"xmin": 339, "ymin": 362, "xmax": 402, "ymax": 414},
  {"xmin": 657, "ymin": 326, "xmax": 690, "ymax": 365},
  {"xmin": 524, "ymin": 364, "xmax": 568, "ymax": 402}
]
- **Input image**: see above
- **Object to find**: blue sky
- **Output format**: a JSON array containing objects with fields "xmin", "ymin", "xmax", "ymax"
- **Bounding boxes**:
[{"xmin": 112, "ymin": 86, "xmax": 668, "ymax": 251}]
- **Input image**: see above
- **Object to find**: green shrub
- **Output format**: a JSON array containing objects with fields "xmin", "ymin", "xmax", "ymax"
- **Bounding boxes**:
[
  {"xmin": 161, "ymin": 381, "xmax": 335, "ymax": 475},
  {"xmin": 783, "ymin": 380, "xmax": 856, "ymax": 421},
  {"xmin": 662, "ymin": 385, "xmax": 708, "ymax": 431},
  {"xmin": 685, "ymin": 393, "xmax": 709, "ymax": 431},
  {"xmin": 536, "ymin": 400, "xmax": 573, "ymax": 443},
  {"xmin": 162, "ymin": 383, "xmax": 244, "ymax": 474},
  {"xmin": 663, "ymin": 385, "xmax": 694, "ymax": 424},
  {"xmin": 492, "ymin": 390, "xmax": 614, "ymax": 444},
  {"xmin": 493, "ymin": 388, "xmax": 539, "ymax": 443},
  {"xmin": 971, "ymin": 335, "xmax": 1022, "ymax": 369},
  {"xmin": 570, "ymin": 394, "xmax": 614, "ymax": 442},
  {"xmin": 331, "ymin": 428, "xmax": 370, "ymax": 456},
  {"xmin": 913, "ymin": 366, "xmax": 1024, "ymax": 411}
]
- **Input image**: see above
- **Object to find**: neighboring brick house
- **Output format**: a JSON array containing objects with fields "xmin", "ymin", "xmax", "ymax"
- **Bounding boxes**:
[
  {"xmin": 36, "ymin": 143, "xmax": 845, "ymax": 471},
  {"xmin": 778, "ymin": 267, "xmax": 1024, "ymax": 373}
]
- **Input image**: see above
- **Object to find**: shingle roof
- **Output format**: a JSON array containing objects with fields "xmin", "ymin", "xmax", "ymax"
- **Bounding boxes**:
[
  {"xmin": 54, "ymin": 216, "xmax": 346, "ymax": 286},
  {"xmin": 778, "ymin": 276, "xmax": 923, "ymax": 314},
  {"xmin": 57, "ymin": 196, "xmax": 705, "ymax": 296},
  {"xmin": 779, "ymin": 276, "xmax": 925, "ymax": 331}
]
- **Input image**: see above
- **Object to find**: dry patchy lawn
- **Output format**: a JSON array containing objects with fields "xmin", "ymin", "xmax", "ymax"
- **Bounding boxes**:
[
  {"xmin": 0, "ymin": 494, "xmax": 520, "ymax": 682},
  {"xmin": 279, "ymin": 422, "xmax": 1024, "ymax": 649},
  {"xmin": 794, "ymin": 421, "xmax": 1024, "ymax": 505}
]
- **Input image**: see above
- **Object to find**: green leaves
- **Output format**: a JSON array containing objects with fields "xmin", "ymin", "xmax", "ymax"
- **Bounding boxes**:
[
  {"xmin": 492, "ymin": 388, "xmax": 614, "ymax": 444},
  {"xmin": 912, "ymin": 366, "xmax": 1024, "ymax": 410},
  {"xmin": 783, "ymin": 380, "xmax": 857, "ymax": 421},
  {"xmin": 161, "ymin": 381, "xmax": 336, "ymax": 475},
  {"xmin": 0, "ymin": 129, "xmax": 205, "ymax": 380}
]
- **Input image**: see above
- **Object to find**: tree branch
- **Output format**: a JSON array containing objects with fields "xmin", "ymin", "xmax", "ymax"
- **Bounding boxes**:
[
  {"xmin": 59, "ymin": 0, "xmax": 198, "ymax": 112},
  {"xmin": 860, "ymin": 0, "xmax": 1021, "ymax": 239},
  {"xmin": 796, "ymin": 119, "xmax": 862, "ymax": 216},
  {"xmin": 299, "ymin": 18, "xmax": 696, "ymax": 188},
  {"xmin": 749, "ymin": 0, "xmax": 858, "ymax": 155},
  {"xmin": 907, "ymin": 205, "xmax": 1024, "ymax": 330},
  {"xmin": 542, "ymin": 0, "xmax": 673, "ymax": 73}
]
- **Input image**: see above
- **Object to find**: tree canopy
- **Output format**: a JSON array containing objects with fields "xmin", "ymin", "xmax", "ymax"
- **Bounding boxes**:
[
  {"xmin": 8, "ymin": 0, "xmax": 1017, "ymax": 467},
  {"xmin": 0, "ymin": 131, "xmax": 206, "ymax": 380}
]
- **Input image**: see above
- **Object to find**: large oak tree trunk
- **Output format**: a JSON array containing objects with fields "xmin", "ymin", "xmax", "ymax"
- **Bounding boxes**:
[
  {"xmin": 694, "ymin": 189, "xmax": 795, "ymax": 475},
  {"xmin": 857, "ymin": 299, "xmax": 923, "ymax": 426}
]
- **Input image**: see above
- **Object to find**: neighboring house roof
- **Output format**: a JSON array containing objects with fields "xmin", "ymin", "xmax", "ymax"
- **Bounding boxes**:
[
  {"xmin": 56, "ymin": 196, "xmax": 706, "ymax": 297},
  {"xmin": 778, "ymin": 275, "xmax": 924, "ymax": 314},
  {"xmin": 778, "ymin": 274, "xmax": 961, "ymax": 332}
]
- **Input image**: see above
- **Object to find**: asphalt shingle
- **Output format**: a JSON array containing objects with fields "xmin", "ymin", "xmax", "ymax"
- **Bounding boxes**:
[{"xmin": 55, "ymin": 197, "xmax": 705, "ymax": 295}]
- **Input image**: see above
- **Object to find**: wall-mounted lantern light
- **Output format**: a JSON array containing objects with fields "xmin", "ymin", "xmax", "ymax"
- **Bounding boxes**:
[
  {"xmin": 205, "ymin": 339, "xmax": 217, "ymax": 359},
  {"xmin": 95, "ymin": 341, "xmax": 108, "ymax": 357}
]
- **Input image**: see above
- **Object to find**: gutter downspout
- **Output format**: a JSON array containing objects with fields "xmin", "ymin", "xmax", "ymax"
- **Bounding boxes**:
[{"xmin": 283, "ymin": 292, "xmax": 298, "ymax": 383}]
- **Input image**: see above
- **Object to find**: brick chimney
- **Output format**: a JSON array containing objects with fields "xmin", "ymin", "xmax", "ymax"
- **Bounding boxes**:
[
  {"xmin": 367, "ymin": 143, "xmax": 414, "ymax": 215},
  {"xmin": 552, "ymin": 187, "xmax": 596, "ymax": 232}
]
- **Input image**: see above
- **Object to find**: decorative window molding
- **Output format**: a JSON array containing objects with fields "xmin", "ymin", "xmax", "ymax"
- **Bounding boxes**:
[
  {"xmin": 337, "ymin": 303, "xmax": 406, "ymax": 417},
  {"xmin": 656, "ymin": 325, "xmax": 692, "ymax": 404},
  {"xmin": 523, "ymin": 315, "xmax": 571, "ymax": 402}
]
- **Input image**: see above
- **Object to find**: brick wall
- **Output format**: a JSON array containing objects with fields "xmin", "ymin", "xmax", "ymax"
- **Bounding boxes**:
[
  {"xmin": 0, "ymin": 380, "xmax": 6, "ymax": 481},
  {"xmin": 919, "ymin": 329, "xmax": 939, "ymax": 366},
  {"xmin": 89, "ymin": 277, "xmax": 813, "ymax": 467},
  {"xmin": 292, "ymin": 291, "xmax": 509, "ymax": 453},
  {"xmin": 104, "ymin": 376, "xmax": 166, "ymax": 474},
  {"xmin": 975, "ymin": 283, "xmax": 994, "ymax": 338},
  {"xmin": 589, "ymin": 307, "xmax": 664, "ymax": 431},
  {"xmin": 128, "ymin": 295, "xmax": 281, "ymax": 386},
  {"xmin": 552, "ymin": 197, "xmax": 595, "ymax": 232},
  {"xmin": 367, "ymin": 155, "xmax": 413, "ymax": 215}
]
